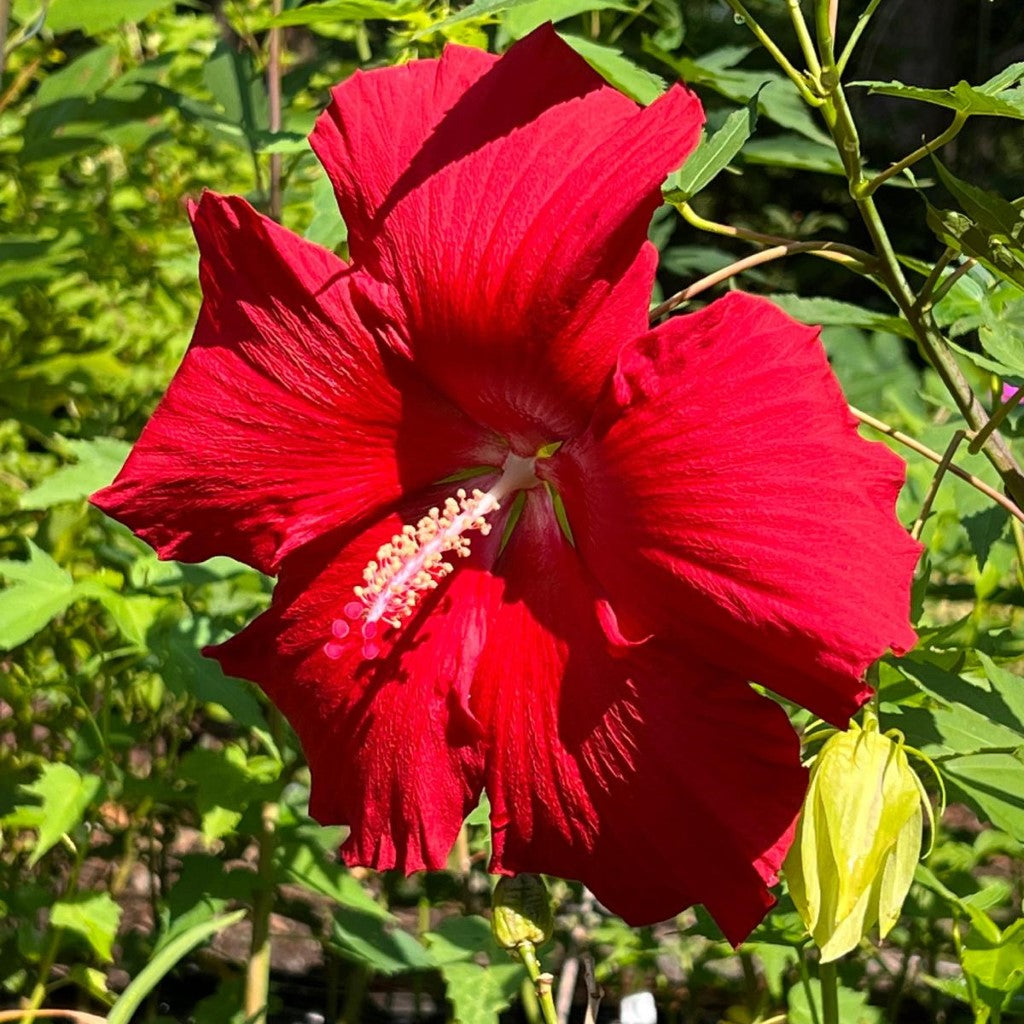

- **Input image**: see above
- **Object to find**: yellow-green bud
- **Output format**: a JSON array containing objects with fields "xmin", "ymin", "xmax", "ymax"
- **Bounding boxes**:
[
  {"xmin": 784, "ymin": 716, "xmax": 928, "ymax": 962},
  {"xmin": 491, "ymin": 874, "xmax": 553, "ymax": 951}
]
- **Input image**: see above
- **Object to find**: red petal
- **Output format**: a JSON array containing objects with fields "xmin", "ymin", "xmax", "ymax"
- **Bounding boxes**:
[
  {"xmin": 474, "ymin": 490, "xmax": 806, "ymax": 943},
  {"xmin": 547, "ymin": 292, "xmax": 921, "ymax": 726},
  {"xmin": 93, "ymin": 193, "xmax": 502, "ymax": 573},
  {"xmin": 211, "ymin": 498, "xmax": 508, "ymax": 871},
  {"xmin": 314, "ymin": 26, "xmax": 702, "ymax": 447}
]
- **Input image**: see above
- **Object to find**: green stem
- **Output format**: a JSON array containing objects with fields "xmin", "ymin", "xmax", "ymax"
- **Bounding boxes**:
[
  {"xmin": 858, "ymin": 111, "xmax": 968, "ymax": 196},
  {"xmin": 796, "ymin": 946, "xmax": 821, "ymax": 1024},
  {"xmin": 915, "ymin": 246, "xmax": 956, "ymax": 310},
  {"xmin": 720, "ymin": 0, "xmax": 824, "ymax": 106},
  {"xmin": 924, "ymin": 258, "xmax": 976, "ymax": 313},
  {"xmin": 969, "ymin": 386, "xmax": 1024, "ymax": 454},
  {"xmin": 836, "ymin": 0, "xmax": 885, "ymax": 74},
  {"xmin": 810, "ymin": 28, "xmax": 1024, "ymax": 508},
  {"xmin": 675, "ymin": 201, "xmax": 875, "ymax": 265},
  {"xmin": 786, "ymin": 0, "xmax": 822, "ymax": 77},
  {"xmin": 515, "ymin": 942, "xmax": 559, "ymax": 1024},
  {"xmin": 267, "ymin": 0, "xmax": 283, "ymax": 222},
  {"xmin": 850, "ymin": 406, "xmax": 1024, "ymax": 525},
  {"xmin": 819, "ymin": 960, "xmax": 840, "ymax": 1024},
  {"xmin": 244, "ymin": 799, "xmax": 279, "ymax": 1024},
  {"xmin": 23, "ymin": 849, "xmax": 86, "ymax": 1021},
  {"xmin": 911, "ymin": 429, "xmax": 966, "ymax": 539}
]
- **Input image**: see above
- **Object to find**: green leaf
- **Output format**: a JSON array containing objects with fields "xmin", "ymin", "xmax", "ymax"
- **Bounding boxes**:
[
  {"xmin": 330, "ymin": 910, "xmax": 436, "ymax": 975},
  {"xmin": 503, "ymin": 0, "xmax": 631, "ymax": 39},
  {"xmin": 21, "ymin": 437, "xmax": 131, "ymax": 509},
  {"xmin": 178, "ymin": 745, "xmax": 279, "ymax": 843},
  {"xmin": 35, "ymin": 45, "xmax": 119, "ymax": 105},
  {"xmin": 51, "ymin": 891, "xmax": 122, "ymax": 963},
  {"xmin": 416, "ymin": 0, "xmax": 557, "ymax": 34},
  {"xmin": 274, "ymin": 826, "xmax": 387, "ymax": 918},
  {"xmin": 153, "ymin": 615, "xmax": 267, "ymax": 729},
  {"xmin": 927, "ymin": 204, "xmax": 1024, "ymax": 291},
  {"xmin": 304, "ymin": 171, "xmax": 349, "ymax": 251},
  {"xmin": 647, "ymin": 43, "xmax": 829, "ymax": 143},
  {"xmin": 202, "ymin": 41, "xmax": 269, "ymax": 146},
  {"xmin": 19, "ymin": 763, "xmax": 103, "ymax": 866},
  {"xmin": 962, "ymin": 917, "xmax": 1024, "ymax": 1012},
  {"xmin": 0, "ymin": 542, "xmax": 83, "ymax": 650},
  {"xmin": 666, "ymin": 97, "xmax": 758, "ymax": 201},
  {"xmin": 44, "ymin": 0, "xmax": 177, "ymax": 34},
  {"xmin": 788, "ymin": 977, "xmax": 882, "ymax": 1024},
  {"xmin": 933, "ymin": 159, "xmax": 1024, "ymax": 247},
  {"xmin": 270, "ymin": 0, "xmax": 421, "ymax": 26},
  {"xmin": 741, "ymin": 135, "xmax": 846, "ymax": 175},
  {"xmin": 426, "ymin": 915, "xmax": 507, "ymax": 965},
  {"xmin": 440, "ymin": 961, "xmax": 524, "ymax": 1024},
  {"xmin": 559, "ymin": 34, "xmax": 665, "ymax": 104},
  {"xmin": 963, "ymin": 506, "xmax": 1010, "ymax": 569},
  {"xmin": 762, "ymin": 294, "xmax": 915, "ymax": 339},
  {"xmin": 855, "ymin": 69, "xmax": 1024, "ymax": 120},
  {"xmin": 943, "ymin": 754, "xmax": 1024, "ymax": 842},
  {"xmin": 106, "ymin": 910, "xmax": 246, "ymax": 1024}
]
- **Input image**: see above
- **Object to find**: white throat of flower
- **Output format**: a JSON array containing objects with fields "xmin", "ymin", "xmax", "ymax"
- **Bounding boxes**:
[{"xmin": 325, "ymin": 452, "xmax": 540, "ymax": 661}]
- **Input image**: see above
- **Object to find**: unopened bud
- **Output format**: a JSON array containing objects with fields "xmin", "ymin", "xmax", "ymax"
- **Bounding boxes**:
[
  {"xmin": 784, "ymin": 715, "xmax": 929, "ymax": 962},
  {"xmin": 491, "ymin": 874, "xmax": 553, "ymax": 950}
]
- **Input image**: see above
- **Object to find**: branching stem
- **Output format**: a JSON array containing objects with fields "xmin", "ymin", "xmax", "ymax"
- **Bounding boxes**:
[
  {"xmin": 858, "ymin": 112, "xmax": 969, "ymax": 197},
  {"xmin": 720, "ymin": 0, "xmax": 824, "ymax": 106},
  {"xmin": 851, "ymin": 407, "xmax": 1024, "ymax": 525}
]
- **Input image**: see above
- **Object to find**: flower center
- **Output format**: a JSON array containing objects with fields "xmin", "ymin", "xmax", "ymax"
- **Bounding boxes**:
[{"xmin": 325, "ymin": 453, "xmax": 540, "ymax": 662}]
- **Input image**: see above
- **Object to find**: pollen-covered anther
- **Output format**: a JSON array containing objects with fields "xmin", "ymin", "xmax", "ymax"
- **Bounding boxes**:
[
  {"xmin": 323, "ymin": 453, "xmax": 540, "ymax": 663},
  {"xmin": 322, "ymin": 487, "xmax": 502, "ymax": 663}
]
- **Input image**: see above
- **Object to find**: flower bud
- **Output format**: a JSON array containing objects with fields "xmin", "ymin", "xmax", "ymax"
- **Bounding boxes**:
[
  {"xmin": 784, "ymin": 716, "xmax": 928, "ymax": 962},
  {"xmin": 491, "ymin": 874, "xmax": 554, "ymax": 950}
]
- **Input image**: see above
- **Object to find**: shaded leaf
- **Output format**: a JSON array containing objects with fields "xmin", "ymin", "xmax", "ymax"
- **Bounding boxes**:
[
  {"xmin": 51, "ymin": 891, "xmax": 122, "ymax": 962},
  {"xmin": 19, "ymin": 763, "xmax": 103, "ymax": 866}
]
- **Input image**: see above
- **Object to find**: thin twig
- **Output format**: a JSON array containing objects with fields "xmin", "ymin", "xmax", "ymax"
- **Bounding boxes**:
[
  {"xmin": 850, "ymin": 407, "xmax": 1024, "ymax": 525},
  {"xmin": 674, "ymin": 200, "xmax": 876, "ymax": 267},
  {"xmin": 719, "ymin": 0, "xmax": 824, "ymax": 106},
  {"xmin": 914, "ymin": 247, "xmax": 956, "ymax": 312},
  {"xmin": 0, "ymin": 0, "xmax": 11, "ymax": 81},
  {"xmin": 0, "ymin": 1014, "xmax": 106, "ymax": 1024},
  {"xmin": 267, "ymin": 0, "xmax": 283, "ymax": 222},
  {"xmin": 650, "ymin": 241, "xmax": 857, "ymax": 320},
  {"xmin": 857, "ymin": 112, "xmax": 969, "ymax": 197},
  {"xmin": 911, "ymin": 429, "xmax": 966, "ymax": 539},
  {"xmin": 969, "ymin": 386, "xmax": 1024, "ymax": 455},
  {"xmin": 836, "ymin": 0, "xmax": 885, "ymax": 74},
  {"xmin": 923, "ymin": 258, "xmax": 976, "ymax": 313},
  {"xmin": 0, "ymin": 54, "xmax": 39, "ymax": 115},
  {"xmin": 581, "ymin": 954, "xmax": 602, "ymax": 1024}
]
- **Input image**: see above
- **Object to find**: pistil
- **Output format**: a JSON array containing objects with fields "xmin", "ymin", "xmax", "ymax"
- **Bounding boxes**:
[{"xmin": 325, "ymin": 453, "xmax": 539, "ymax": 661}]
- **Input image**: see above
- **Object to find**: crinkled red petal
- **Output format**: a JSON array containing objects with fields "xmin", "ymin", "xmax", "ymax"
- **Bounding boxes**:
[
  {"xmin": 209, "ymin": 488, "xmax": 510, "ymax": 871},
  {"xmin": 313, "ymin": 25, "xmax": 703, "ymax": 448},
  {"xmin": 547, "ymin": 291, "xmax": 921, "ymax": 727},
  {"xmin": 473, "ymin": 490, "xmax": 806, "ymax": 944},
  {"xmin": 92, "ymin": 193, "xmax": 503, "ymax": 574}
]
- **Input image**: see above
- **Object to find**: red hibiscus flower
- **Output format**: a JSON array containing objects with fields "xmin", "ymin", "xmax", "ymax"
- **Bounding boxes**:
[{"xmin": 93, "ymin": 26, "xmax": 920, "ymax": 943}]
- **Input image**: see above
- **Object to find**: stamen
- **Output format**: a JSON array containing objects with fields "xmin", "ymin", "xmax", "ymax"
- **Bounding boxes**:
[{"xmin": 324, "ymin": 453, "xmax": 540, "ymax": 662}]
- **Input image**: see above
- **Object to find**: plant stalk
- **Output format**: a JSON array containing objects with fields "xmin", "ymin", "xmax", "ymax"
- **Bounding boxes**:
[
  {"xmin": 808, "ymin": 7, "xmax": 1024, "ymax": 508},
  {"xmin": 244, "ymin": 800, "xmax": 279, "ymax": 1024},
  {"xmin": 267, "ymin": 0, "xmax": 283, "ymax": 222},
  {"xmin": 516, "ymin": 942, "xmax": 559, "ymax": 1024},
  {"xmin": 819, "ymin": 960, "xmax": 840, "ymax": 1024}
]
